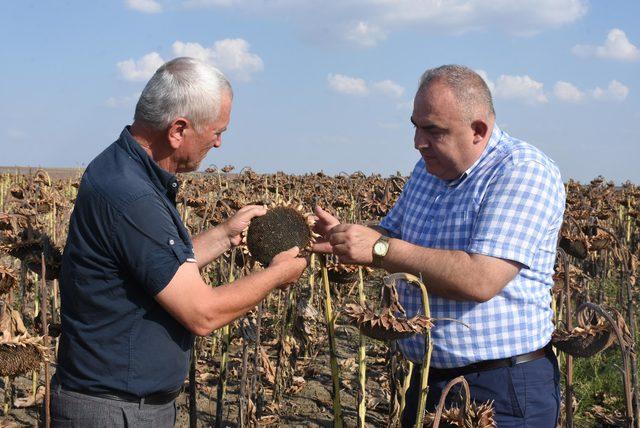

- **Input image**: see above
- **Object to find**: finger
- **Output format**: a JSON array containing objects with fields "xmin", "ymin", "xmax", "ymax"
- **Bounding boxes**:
[
  {"xmin": 329, "ymin": 231, "xmax": 348, "ymax": 246},
  {"xmin": 314, "ymin": 206, "xmax": 340, "ymax": 224},
  {"xmin": 332, "ymin": 243, "xmax": 350, "ymax": 257},
  {"xmin": 241, "ymin": 205, "xmax": 268, "ymax": 217},
  {"xmin": 329, "ymin": 224, "xmax": 350, "ymax": 234},
  {"xmin": 311, "ymin": 241, "xmax": 334, "ymax": 253},
  {"xmin": 283, "ymin": 246, "xmax": 300, "ymax": 257}
]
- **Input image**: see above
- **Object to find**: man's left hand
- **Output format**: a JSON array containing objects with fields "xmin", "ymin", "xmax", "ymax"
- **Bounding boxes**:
[
  {"xmin": 223, "ymin": 205, "xmax": 267, "ymax": 247},
  {"xmin": 327, "ymin": 224, "xmax": 381, "ymax": 265}
]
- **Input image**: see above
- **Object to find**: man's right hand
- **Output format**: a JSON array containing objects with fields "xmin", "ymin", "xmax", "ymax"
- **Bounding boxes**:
[{"xmin": 269, "ymin": 246, "xmax": 308, "ymax": 288}]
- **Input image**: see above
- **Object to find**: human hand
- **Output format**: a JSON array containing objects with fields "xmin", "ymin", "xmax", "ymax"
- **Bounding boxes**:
[
  {"xmin": 327, "ymin": 224, "xmax": 381, "ymax": 265},
  {"xmin": 269, "ymin": 246, "xmax": 308, "ymax": 289},
  {"xmin": 222, "ymin": 205, "xmax": 267, "ymax": 247},
  {"xmin": 311, "ymin": 206, "xmax": 340, "ymax": 253}
]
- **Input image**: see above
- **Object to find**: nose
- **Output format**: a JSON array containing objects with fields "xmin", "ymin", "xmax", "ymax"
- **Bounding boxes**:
[
  {"xmin": 213, "ymin": 136, "xmax": 222, "ymax": 149},
  {"xmin": 414, "ymin": 131, "xmax": 430, "ymax": 151}
]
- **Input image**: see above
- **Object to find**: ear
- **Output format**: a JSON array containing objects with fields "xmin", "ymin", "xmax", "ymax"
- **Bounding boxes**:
[
  {"xmin": 470, "ymin": 120, "xmax": 489, "ymax": 145},
  {"xmin": 166, "ymin": 118, "xmax": 190, "ymax": 150}
]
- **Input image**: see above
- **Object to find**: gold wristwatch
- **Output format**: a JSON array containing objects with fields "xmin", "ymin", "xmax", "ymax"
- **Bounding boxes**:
[{"xmin": 372, "ymin": 235, "xmax": 390, "ymax": 268}]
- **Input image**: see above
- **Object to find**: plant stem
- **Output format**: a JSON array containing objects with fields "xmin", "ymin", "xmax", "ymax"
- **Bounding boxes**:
[{"xmin": 321, "ymin": 257, "xmax": 343, "ymax": 427}]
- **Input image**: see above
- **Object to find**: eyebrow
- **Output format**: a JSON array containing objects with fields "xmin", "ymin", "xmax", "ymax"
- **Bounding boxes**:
[{"xmin": 410, "ymin": 117, "xmax": 441, "ymax": 131}]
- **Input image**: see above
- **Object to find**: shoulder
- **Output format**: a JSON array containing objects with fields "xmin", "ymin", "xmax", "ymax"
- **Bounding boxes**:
[
  {"xmin": 81, "ymin": 143, "xmax": 158, "ymax": 212},
  {"xmin": 495, "ymin": 132, "xmax": 563, "ymax": 184}
]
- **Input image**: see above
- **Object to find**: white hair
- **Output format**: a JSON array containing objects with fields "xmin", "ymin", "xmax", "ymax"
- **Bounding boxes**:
[
  {"xmin": 134, "ymin": 57, "xmax": 232, "ymax": 132},
  {"xmin": 418, "ymin": 65, "xmax": 495, "ymax": 122}
]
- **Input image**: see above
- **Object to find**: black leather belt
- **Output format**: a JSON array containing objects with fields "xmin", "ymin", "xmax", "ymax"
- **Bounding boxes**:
[
  {"xmin": 430, "ymin": 343, "xmax": 552, "ymax": 378},
  {"xmin": 60, "ymin": 385, "xmax": 181, "ymax": 405}
]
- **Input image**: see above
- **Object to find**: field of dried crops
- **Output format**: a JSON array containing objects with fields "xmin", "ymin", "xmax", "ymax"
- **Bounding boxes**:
[{"xmin": 0, "ymin": 168, "xmax": 638, "ymax": 427}]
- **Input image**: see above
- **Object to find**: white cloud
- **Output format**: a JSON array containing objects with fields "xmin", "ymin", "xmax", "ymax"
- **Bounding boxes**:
[
  {"xmin": 372, "ymin": 80, "xmax": 404, "ymax": 99},
  {"xmin": 493, "ymin": 74, "xmax": 548, "ymax": 104},
  {"xmin": 6, "ymin": 129, "xmax": 27, "ymax": 141},
  {"xmin": 180, "ymin": 0, "xmax": 588, "ymax": 44},
  {"xmin": 572, "ymin": 28, "xmax": 640, "ymax": 62},
  {"xmin": 591, "ymin": 80, "xmax": 629, "ymax": 101},
  {"xmin": 106, "ymin": 92, "xmax": 141, "ymax": 108},
  {"xmin": 326, "ymin": 75, "xmax": 405, "ymax": 99},
  {"xmin": 125, "ymin": 0, "xmax": 162, "ymax": 13},
  {"xmin": 172, "ymin": 39, "xmax": 263, "ymax": 81},
  {"xmin": 553, "ymin": 81, "xmax": 584, "ymax": 103},
  {"xmin": 344, "ymin": 21, "xmax": 387, "ymax": 47},
  {"xmin": 117, "ymin": 52, "xmax": 165, "ymax": 81},
  {"xmin": 327, "ymin": 74, "xmax": 369, "ymax": 96},
  {"xmin": 183, "ymin": 0, "xmax": 240, "ymax": 7}
]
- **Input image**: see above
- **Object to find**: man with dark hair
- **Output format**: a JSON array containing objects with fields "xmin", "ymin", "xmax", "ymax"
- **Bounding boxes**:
[
  {"xmin": 314, "ymin": 64, "xmax": 565, "ymax": 427},
  {"xmin": 52, "ymin": 57, "xmax": 307, "ymax": 426}
]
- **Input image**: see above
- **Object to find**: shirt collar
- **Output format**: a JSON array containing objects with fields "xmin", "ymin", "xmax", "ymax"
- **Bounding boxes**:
[
  {"xmin": 116, "ymin": 126, "xmax": 180, "ymax": 201},
  {"xmin": 445, "ymin": 124, "xmax": 503, "ymax": 188}
]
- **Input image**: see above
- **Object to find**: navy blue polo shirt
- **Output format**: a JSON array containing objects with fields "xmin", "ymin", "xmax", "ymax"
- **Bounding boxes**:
[{"xmin": 57, "ymin": 127, "xmax": 196, "ymax": 396}]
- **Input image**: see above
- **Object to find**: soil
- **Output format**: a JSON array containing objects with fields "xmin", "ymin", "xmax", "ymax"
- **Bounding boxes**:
[{"xmin": 0, "ymin": 309, "xmax": 394, "ymax": 427}]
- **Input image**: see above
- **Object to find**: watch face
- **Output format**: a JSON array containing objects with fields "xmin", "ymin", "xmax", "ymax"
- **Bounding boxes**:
[{"xmin": 374, "ymin": 241, "xmax": 387, "ymax": 255}]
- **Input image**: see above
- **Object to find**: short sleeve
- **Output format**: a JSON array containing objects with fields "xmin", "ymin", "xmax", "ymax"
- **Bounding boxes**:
[
  {"xmin": 113, "ymin": 194, "xmax": 193, "ymax": 296},
  {"xmin": 467, "ymin": 160, "xmax": 565, "ymax": 268},
  {"xmin": 380, "ymin": 168, "xmax": 418, "ymax": 238},
  {"xmin": 379, "ymin": 190, "xmax": 407, "ymax": 238}
]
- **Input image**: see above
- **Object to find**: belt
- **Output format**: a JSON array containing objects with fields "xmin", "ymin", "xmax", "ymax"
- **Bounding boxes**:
[
  {"xmin": 60, "ymin": 385, "xmax": 181, "ymax": 405},
  {"xmin": 429, "ymin": 343, "xmax": 552, "ymax": 378}
]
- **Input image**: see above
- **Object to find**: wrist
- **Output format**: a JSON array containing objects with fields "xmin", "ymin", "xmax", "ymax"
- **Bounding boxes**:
[
  {"xmin": 372, "ymin": 235, "xmax": 390, "ymax": 268},
  {"xmin": 219, "ymin": 223, "xmax": 235, "ymax": 249}
]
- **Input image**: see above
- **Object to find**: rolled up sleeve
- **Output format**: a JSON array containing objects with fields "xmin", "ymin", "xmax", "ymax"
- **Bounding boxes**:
[{"xmin": 113, "ymin": 194, "xmax": 193, "ymax": 296}]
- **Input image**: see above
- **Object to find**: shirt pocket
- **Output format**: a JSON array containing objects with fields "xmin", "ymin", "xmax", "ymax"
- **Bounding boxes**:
[{"xmin": 434, "ymin": 209, "xmax": 477, "ymax": 250}]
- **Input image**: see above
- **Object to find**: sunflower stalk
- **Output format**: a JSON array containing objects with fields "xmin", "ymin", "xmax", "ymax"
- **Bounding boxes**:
[
  {"xmin": 40, "ymin": 253, "xmax": 50, "ymax": 428},
  {"xmin": 321, "ymin": 256, "xmax": 343, "ymax": 427},
  {"xmin": 356, "ymin": 266, "xmax": 367, "ymax": 428},
  {"xmin": 215, "ymin": 248, "xmax": 236, "ymax": 428}
]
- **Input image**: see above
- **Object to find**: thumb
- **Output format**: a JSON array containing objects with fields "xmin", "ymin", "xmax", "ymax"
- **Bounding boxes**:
[{"xmin": 284, "ymin": 246, "xmax": 300, "ymax": 257}]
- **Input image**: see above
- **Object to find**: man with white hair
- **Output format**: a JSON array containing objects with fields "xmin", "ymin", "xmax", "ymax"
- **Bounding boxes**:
[
  {"xmin": 52, "ymin": 57, "xmax": 307, "ymax": 426},
  {"xmin": 314, "ymin": 64, "xmax": 565, "ymax": 427}
]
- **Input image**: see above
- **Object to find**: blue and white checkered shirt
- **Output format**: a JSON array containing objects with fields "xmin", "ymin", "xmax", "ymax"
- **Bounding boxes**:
[{"xmin": 380, "ymin": 125, "xmax": 566, "ymax": 368}]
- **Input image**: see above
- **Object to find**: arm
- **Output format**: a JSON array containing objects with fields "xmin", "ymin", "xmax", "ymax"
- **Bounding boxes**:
[
  {"xmin": 155, "ymin": 247, "xmax": 307, "ymax": 336},
  {"xmin": 382, "ymin": 238, "xmax": 520, "ymax": 302},
  {"xmin": 326, "ymin": 223, "xmax": 520, "ymax": 302},
  {"xmin": 324, "ymin": 159, "xmax": 564, "ymax": 303},
  {"xmin": 192, "ymin": 205, "xmax": 266, "ymax": 269}
]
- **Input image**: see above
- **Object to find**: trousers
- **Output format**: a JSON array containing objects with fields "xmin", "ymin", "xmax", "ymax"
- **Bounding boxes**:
[
  {"xmin": 401, "ymin": 350, "xmax": 561, "ymax": 427},
  {"xmin": 43, "ymin": 377, "xmax": 177, "ymax": 427}
]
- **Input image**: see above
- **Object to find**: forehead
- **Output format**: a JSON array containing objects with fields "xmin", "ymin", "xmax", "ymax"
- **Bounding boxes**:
[{"xmin": 412, "ymin": 82, "xmax": 461, "ymax": 121}]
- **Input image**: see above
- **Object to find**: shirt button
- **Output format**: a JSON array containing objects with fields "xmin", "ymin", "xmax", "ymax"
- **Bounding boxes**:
[
  {"xmin": 169, "ymin": 239, "xmax": 175, "ymax": 245},
  {"xmin": 171, "ymin": 182, "xmax": 177, "ymax": 188}
]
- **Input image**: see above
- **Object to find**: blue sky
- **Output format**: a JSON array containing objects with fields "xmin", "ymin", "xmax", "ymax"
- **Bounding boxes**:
[{"xmin": 1, "ymin": 0, "xmax": 638, "ymax": 183}]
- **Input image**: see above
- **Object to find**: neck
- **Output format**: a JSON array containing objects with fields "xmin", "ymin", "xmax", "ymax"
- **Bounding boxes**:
[{"xmin": 129, "ymin": 122, "xmax": 177, "ymax": 174}]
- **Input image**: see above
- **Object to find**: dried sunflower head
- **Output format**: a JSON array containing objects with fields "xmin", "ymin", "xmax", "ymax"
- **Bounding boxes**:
[
  {"xmin": 552, "ymin": 309, "xmax": 615, "ymax": 358},
  {"xmin": 0, "ymin": 266, "xmax": 17, "ymax": 295},
  {"xmin": 342, "ymin": 302, "xmax": 432, "ymax": 341},
  {"xmin": 425, "ymin": 401, "xmax": 496, "ymax": 428},
  {"xmin": 246, "ymin": 202, "xmax": 316, "ymax": 265},
  {"xmin": 325, "ymin": 262, "xmax": 370, "ymax": 284},
  {"xmin": 0, "ymin": 334, "xmax": 47, "ymax": 377}
]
